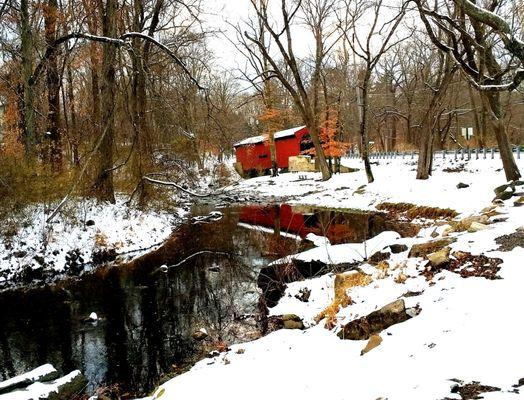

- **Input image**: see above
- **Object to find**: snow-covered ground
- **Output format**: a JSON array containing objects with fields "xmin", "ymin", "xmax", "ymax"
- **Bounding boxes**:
[
  {"xmin": 226, "ymin": 155, "xmax": 522, "ymax": 214},
  {"xmin": 150, "ymin": 155, "xmax": 524, "ymax": 400},
  {"xmin": 0, "ymin": 157, "xmax": 235, "ymax": 285},
  {"xmin": 0, "ymin": 196, "xmax": 188, "ymax": 284}
]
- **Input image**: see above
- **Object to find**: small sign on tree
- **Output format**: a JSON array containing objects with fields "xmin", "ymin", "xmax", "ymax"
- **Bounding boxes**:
[{"xmin": 461, "ymin": 127, "xmax": 474, "ymax": 140}]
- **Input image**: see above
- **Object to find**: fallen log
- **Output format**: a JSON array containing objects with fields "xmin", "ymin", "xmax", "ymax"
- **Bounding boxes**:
[
  {"xmin": 0, "ymin": 364, "xmax": 59, "ymax": 394},
  {"xmin": 0, "ymin": 370, "xmax": 87, "ymax": 400}
]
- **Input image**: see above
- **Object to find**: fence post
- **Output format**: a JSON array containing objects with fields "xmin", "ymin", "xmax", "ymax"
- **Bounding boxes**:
[
  {"xmin": 467, "ymin": 148, "xmax": 471, "ymax": 160},
  {"xmin": 475, "ymin": 148, "xmax": 479, "ymax": 160},
  {"xmin": 442, "ymin": 150, "xmax": 446, "ymax": 159},
  {"xmin": 518, "ymin": 147, "xmax": 521, "ymax": 160},
  {"xmin": 483, "ymin": 148, "xmax": 487, "ymax": 159},
  {"xmin": 491, "ymin": 148, "xmax": 495, "ymax": 159},
  {"xmin": 454, "ymin": 149, "xmax": 458, "ymax": 161},
  {"xmin": 411, "ymin": 151, "xmax": 414, "ymax": 159}
]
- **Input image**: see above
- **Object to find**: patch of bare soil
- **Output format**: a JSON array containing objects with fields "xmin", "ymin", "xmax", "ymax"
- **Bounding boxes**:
[
  {"xmin": 442, "ymin": 380, "xmax": 501, "ymax": 400},
  {"xmin": 422, "ymin": 251, "xmax": 503, "ymax": 281},
  {"xmin": 495, "ymin": 230, "xmax": 524, "ymax": 252},
  {"xmin": 443, "ymin": 164, "xmax": 466, "ymax": 173}
]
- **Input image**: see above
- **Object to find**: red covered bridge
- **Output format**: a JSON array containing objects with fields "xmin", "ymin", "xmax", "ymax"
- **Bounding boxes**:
[{"xmin": 233, "ymin": 126, "xmax": 311, "ymax": 176}]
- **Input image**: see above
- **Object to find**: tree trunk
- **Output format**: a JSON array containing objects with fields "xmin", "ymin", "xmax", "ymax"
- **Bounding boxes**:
[
  {"xmin": 66, "ymin": 64, "xmax": 79, "ymax": 166},
  {"xmin": 20, "ymin": 0, "xmax": 36, "ymax": 160},
  {"xmin": 483, "ymin": 91, "xmax": 521, "ymax": 181},
  {"xmin": 44, "ymin": 0, "xmax": 62, "ymax": 171},
  {"xmin": 359, "ymin": 73, "xmax": 374, "ymax": 183},
  {"xmin": 83, "ymin": 0, "xmax": 101, "ymax": 128},
  {"xmin": 467, "ymin": 84, "xmax": 484, "ymax": 148},
  {"xmin": 92, "ymin": 0, "xmax": 117, "ymax": 203},
  {"xmin": 268, "ymin": 131, "xmax": 278, "ymax": 177},
  {"xmin": 416, "ymin": 117, "xmax": 435, "ymax": 180},
  {"xmin": 307, "ymin": 121, "xmax": 331, "ymax": 180},
  {"xmin": 417, "ymin": 61, "xmax": 455, "ymax": 180}
]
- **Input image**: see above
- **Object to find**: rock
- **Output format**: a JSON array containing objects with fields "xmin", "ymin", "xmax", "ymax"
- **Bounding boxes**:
[
  {"xmin": 192, "ymin": 329, "xmax": 208, "ymax": 340},
  {"xmin": 388, "ymin": 244, "xmax": 408, "ymax": 254},
  {"xmin": 368, "ymin": 251, "xmax": 391, "ymax": 264},
  {"xmin": 495, "ymin": 190, "xmax": 513, "ymax": 201},
  {"xmin": 456, "ymin": 182, "xmax": 469, "ymax": 189},
  {"xmin": 33, "ymin": 255, "xmax": 46, "ymax": 265},
  {"xmin": 494, "ymin": 183, "xmax": 513, "ymax": 195},
  {"xmin": 85, "ymin": 220, "xmax": 95, "ymax": 226},
  {"xmin": 295, "ymin": 287, "xmax": 311, "ymax": 302},
  {"xmin": 514, "ymin": 196, "xmax": 524, "ymax": 207},
  {"xmin": 91, "ymin": 248, "xmax": 117, "ymax": 265},
  {"xmin": 282, "ymin": 314, "xmax": 304, "ymax": 330},
  {"xmin": 468, "ymin": 221, "xmax": 489, "ymax": 232},
  {"xmin": 408, "ymin": 238, "xmax": 455, "ymax": 258},
  {"xmin": 13, "ymin": 250, "xmax": 27, "ymax": 258},
  {"xmin": 338, "ymin": 299, "xmax": 412, "ymax": 340},
  {"xmin": 426, "ymin": 246, "xmax": 451, "ymax": 267},
  {"xmin": 451, "ymin": 215, "xmax": 489, "ymax": 232},
  {"xmin": 360, "ymin": 334, "xmax": 383, "ymax": 356}
]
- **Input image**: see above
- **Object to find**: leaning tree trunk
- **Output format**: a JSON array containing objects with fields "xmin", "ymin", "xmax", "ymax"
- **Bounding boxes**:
[
  {"xmin": 483, "ymin": 91, "xmax": 521, "ymax": 181},
  {"xmin": 44, "ymin": 0, "xmax": 62, "ymax": 171},
  {"xmin": 93, "ymin": 0, "xmax": 117, "ymax": 203}
]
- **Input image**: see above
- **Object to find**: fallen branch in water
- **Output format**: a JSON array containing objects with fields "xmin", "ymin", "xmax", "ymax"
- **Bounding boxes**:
[
  {"xmin": 151, "ymin": 250, "xmax": 233, "ymax": 274},
  {"xmin": 127, "ymin": 173, "xmax": 221, "ymax": 205}
]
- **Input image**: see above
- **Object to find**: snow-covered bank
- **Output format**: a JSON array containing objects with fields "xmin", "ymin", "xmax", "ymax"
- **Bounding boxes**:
[
  {"xmin": 226, "ymin": 156, "xmax": 524, "ymax": 215},
  {"xmin": 0, "ymin": 197, "xmax": 187, "ymax": 285},
  {"xmin": 150, "ymin": 157, "xmax": 524, "ymax": 400}
]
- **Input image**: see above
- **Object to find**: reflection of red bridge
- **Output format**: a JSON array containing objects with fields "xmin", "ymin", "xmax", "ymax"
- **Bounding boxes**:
[{"xmin": 239, "ymin": 204, "xmax": 367, "ymax": 244}]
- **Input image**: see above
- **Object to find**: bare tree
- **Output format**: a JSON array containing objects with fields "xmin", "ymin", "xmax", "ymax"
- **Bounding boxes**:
[
  {"xmin": 339, "ymin": 0, "xmax": 408, "ymax": 183},
  {"xmin": 244, "ymin": 0, "xmax": 338, "ymax": 181},
  {"xmin": 414, "ymin": 0, "xmax": 522, "ymax": 181},
  {"xmin": 44, "ymin": 0, "xmax": 62, "ymax": 170}
]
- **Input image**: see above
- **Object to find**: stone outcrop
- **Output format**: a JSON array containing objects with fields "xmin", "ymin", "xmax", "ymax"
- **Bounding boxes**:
[{"xmin": 338, "ymin": 299, "xmax": 415, "ymax": 340}]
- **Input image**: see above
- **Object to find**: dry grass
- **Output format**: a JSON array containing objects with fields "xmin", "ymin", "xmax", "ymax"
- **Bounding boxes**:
[{"xmin": 315, "ymin": 272, "xmax": 373, "ymax": 329}]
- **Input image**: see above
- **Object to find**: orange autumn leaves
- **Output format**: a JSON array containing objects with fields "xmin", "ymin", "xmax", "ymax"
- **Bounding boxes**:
[
  {"xmin": 258, "ymin": 107, "xmax": 350, "ymax": 158},
  {"xmin": 304, "ymin": 107, "xmax": 350, "ymax": 158}
]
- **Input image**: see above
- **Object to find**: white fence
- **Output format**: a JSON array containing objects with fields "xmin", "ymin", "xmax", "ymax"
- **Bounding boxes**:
[{"xmin": 347, "ymin": 147, "xmax": 523, "ymax": 161}]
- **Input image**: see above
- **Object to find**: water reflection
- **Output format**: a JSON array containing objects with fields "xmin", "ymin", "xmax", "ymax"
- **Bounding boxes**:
[
  {"xmin": 0, "ymin": 206, "xmax": 298, "ymax": 396},
  {"xmin": 0, "ymin": 204, "xmax": 414, "ymax": 396},
  {"xmin": 239, "ymin": 204, "xmax": 416, "ymax": 244}
]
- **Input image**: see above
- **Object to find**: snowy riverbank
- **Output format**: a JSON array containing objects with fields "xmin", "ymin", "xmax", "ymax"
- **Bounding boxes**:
[
  {"xmin": 0, "ymin": 196, "xmax": 188, "ymax": 286},
  {"xmin": 149, "ymin": 156, "xmax": 524, "ymax": 400}
]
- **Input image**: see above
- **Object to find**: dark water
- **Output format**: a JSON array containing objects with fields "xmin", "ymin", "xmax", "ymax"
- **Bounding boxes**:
[{"xmin": 0, "ymin": 204, "xmax": 414, "ymax": 397}]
